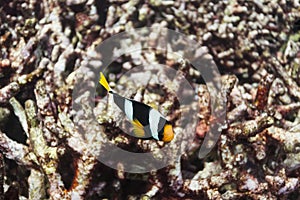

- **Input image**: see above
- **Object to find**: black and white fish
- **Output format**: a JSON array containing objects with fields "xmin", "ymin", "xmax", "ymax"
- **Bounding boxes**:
[{"xmin": 99, "ymin": 72, "xmax": 174, "ymax": 142}]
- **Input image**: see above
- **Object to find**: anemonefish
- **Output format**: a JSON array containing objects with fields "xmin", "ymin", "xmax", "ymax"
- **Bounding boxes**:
[{"xmin": 99, "ymin": 72, "xmax": 174, "ymax": 142}]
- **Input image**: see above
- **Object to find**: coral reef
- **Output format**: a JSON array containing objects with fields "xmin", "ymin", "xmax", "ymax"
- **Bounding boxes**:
[{"xmin": 0, "ymin": 0, "xmax": 299, "ymax": 199}]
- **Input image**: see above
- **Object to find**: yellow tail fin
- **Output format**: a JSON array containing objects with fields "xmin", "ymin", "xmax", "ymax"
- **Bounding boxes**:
[{"xmin": 99, "ymin": 72, "xmax": 111, "ymax": 92}]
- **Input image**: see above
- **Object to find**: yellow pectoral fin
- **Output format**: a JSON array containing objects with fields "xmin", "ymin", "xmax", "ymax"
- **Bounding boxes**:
[{"xmin": 132, "ymin": 119, "xmax": 145, "ymax": 138}]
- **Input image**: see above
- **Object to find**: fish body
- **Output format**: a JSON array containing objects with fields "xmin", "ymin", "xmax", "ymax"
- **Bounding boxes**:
[{"xmin": 99, "ymin": 72, "xmax": 174, "ymax": 142}]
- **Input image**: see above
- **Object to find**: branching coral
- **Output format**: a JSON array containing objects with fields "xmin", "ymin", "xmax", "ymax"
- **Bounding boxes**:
[{"xmin": 0, "ymin": 0, "xmax": 299, "ymax": 199}]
